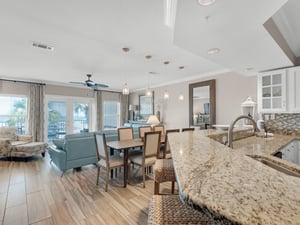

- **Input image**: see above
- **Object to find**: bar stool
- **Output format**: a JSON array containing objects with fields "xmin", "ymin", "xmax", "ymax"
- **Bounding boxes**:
[{"xmin": 147, "ymin": 195, "xmax": 219, "ymax": 225}]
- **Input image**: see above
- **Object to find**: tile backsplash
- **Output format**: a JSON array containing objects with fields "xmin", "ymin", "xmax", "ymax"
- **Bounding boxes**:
[{"xmin": 263, "ymin": 113, "xmax": 300, "ymax": 135}]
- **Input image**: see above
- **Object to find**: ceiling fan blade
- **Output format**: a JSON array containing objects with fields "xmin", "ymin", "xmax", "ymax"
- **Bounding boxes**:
[
  {"xmin": 93, "ymin": 83, "xmax": 109, "ymax": 88},
  {"xmin": 69, "ymin": 81, "xmax": 86, "ymax": 85}
]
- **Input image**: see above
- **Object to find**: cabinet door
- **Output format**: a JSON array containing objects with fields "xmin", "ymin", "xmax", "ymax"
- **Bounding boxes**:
[
  {"xmin": 257, "ymin": 70, "xmax": 287, "ymax": 113},
  {"xmin": 287, "ymin": 67, "xmax": 300, "ymax": 112}
]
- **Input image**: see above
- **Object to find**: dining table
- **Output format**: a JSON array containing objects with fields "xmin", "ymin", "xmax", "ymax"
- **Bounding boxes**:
[
  {"xmin": 106, "ymin": 139, "xmax": 144, "ymax": 187},
  {"xmin": 106, "ymin": 135, "xmax": 165, "ymax": 187}
]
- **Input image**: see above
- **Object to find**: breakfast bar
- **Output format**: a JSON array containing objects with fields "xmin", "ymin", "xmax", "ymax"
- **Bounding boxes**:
[{"xmin": 168, "ymin": 129, "xmax": 300, "ymax": 225}]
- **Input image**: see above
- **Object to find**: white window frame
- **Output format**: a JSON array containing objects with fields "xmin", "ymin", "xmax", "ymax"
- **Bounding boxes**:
[{"xmin": 0, "ymin": 94, "xmax": 28, "ymax": 134}]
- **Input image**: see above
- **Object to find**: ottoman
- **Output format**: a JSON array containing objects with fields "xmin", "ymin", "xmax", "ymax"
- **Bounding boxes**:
[{"xmin": 10, "ymin": 142, "xmax": 48, "ymax": 158}]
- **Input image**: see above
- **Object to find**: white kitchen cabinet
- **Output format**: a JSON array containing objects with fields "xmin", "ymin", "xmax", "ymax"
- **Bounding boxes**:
[
  {"xmin": 287, "ymin": 66, "xmax": 300, "ymax": 112},
  {"xmin": 257, "ymin": 70, "xmax": 286, "ymax": 113}
]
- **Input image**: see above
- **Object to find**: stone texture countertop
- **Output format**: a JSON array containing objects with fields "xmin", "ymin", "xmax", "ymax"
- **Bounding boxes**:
[{"xmin": 168, "ymin": 129, "xmax": 300, "ymax": 225}]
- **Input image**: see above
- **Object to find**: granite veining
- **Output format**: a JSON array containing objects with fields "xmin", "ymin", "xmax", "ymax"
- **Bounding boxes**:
[{"xmin": 168, "ymin": 130, "xmax": 300, "ymax": 225}]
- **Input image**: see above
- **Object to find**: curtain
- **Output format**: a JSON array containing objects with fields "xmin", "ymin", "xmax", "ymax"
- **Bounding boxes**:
[
  {"xmin": 120, "ymin": 93, "xmax": 129, "ymax": 126},
  {"xmin": 96, "ymin": 90, "xmax": 103, "ymax": 131},
  {"xmin": 96, "ymin": 91, "xmax": 129, "ymax": 130},
  {"xmin": 27, "ymin": 84, "xmax": 45, "ymax": 141}
]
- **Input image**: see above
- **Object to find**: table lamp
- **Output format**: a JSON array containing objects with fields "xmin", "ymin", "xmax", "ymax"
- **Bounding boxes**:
[{"xmin": 147, "ymin": 115, "xmax": 160, "ymax": 126}]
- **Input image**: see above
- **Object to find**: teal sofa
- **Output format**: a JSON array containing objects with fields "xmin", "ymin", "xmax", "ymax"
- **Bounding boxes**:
[
  {"xmin": 48, "ymin": 132, "xmax": 98, "ymax": 173},
  {"xmin": 48, "ymin": 128, "xmax": 141, "ymax": 174}
]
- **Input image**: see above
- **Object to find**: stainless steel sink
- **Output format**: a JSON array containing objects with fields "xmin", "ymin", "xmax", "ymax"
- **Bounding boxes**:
[{"xmin": 247, "ymin": 155, "xmax": 300, "ymax": 178}]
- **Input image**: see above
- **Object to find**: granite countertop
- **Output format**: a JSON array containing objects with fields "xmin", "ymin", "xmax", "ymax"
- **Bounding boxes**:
[{"xmin": 168, "ymin": 130, "xmax": 300, "ymax": 225}]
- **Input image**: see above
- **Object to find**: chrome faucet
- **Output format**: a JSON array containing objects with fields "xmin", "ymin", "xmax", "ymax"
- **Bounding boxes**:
[{"xmin": 227, "ymin": 115, "xmax": 260, "ymax": 148}]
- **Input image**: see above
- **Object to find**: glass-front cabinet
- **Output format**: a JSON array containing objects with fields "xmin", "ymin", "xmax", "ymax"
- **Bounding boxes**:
[{"xmin": 258, "ymin": 70, "xmax": 286, "ymax": 113}]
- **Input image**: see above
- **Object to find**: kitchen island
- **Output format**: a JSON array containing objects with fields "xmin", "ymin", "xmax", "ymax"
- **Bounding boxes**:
[{"xmin": 168, "ymin": 129, "xmax": 300, "ymax": 225}]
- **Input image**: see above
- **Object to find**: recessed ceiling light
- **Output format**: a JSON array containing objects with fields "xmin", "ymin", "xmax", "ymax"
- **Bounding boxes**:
[
  {"xmin": 149, "ymin": 71, "xmax": 159, "ymax": 75},
  {"xmin": 32, "ymin": 42, "xmax": 54, "ymax": 51},
  {"xmin": 179, "ymin": 66, "xmax": 185, "ymax": 69},
  {"xmin": 164, "ymin": 61, "xmax": 170, "ymax": 65},
  {"xmin": 145, "ymin": 55, "xmax": 152, "ymax": 59},
  {"xmin": 207, "ymin": 48, "xmax": 220, "ymax": 55},
  {"xmin": 246, "ymin": 67, "xmax": 254, "ymax": 71},
  {"xmin": 122, "ymin": 47, "xmax": 130, "ymax": 52},
  {"xmin": 198, "ymin": 0, "xmax": 216, "ymax": 6}
]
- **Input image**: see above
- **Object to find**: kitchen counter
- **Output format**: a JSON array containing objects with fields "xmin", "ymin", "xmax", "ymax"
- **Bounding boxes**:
[{"xmin": 168, "ymin": 129, "xmax": 300, "ymax": 225}]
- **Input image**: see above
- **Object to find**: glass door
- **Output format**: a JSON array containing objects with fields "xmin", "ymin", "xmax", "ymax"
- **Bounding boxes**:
[
  {"xmin": 47, "ymin": 101, "xmax": 67, "ymax": 141},
  {"xmin": 73, "ymin": 103, "xmax": 89, "ymax": 133},
  {"xmin": 46, "ymin": 97, "xmax": 93, "ymax": 142}
]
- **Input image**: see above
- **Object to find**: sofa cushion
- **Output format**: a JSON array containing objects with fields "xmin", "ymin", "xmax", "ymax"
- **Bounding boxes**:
[
  {"xmin": 11, "ymin": 141, "xmax": 28, "ymax": 146},
  {"xmin": 0, "ymin": 127, "xmax": 17, "ymax": 141},
  {"xmin": 52, "ymin": 139, "xmax": 65, "ymax": 150}
]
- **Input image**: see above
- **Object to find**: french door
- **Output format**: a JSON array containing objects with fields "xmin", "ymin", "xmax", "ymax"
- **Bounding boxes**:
[{"xmin": 45, "ymin": 96, "xmax": 93, "ymax": 141}]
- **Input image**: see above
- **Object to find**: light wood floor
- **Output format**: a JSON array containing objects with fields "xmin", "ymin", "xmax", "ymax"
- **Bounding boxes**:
[{"xmin": 0, "ymin": 154, "xmax": 177, "ymax": 225}]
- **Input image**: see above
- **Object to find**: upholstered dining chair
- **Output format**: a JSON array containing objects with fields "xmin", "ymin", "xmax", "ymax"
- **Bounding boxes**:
[
  {"xmin": 118, "ymin": 127, "xmax": 141, "ymax": 164},
  {"xmin": 163, "ymin": 129, "xmax": 180, "ymax": 159},
  {"xmin": 181, "ymin": 127, "xmax": 195, "ymax": 132},
  {"xmin": 94, "ymin": 132, "xmax": 127, "ymax": 192},
  {"xmin": 153, "ymin": 125, "xmax": 165, "ymax": 135},
  {"xmin": 129, "ymin": 131, "xmax": 161, "ymax": 188},
  {"xmin": 138, "ymin": 126, "xmax": 152, "ymax": 140},
  {"xmin": 118, "ymin": 127, "xmax": 134, "ymax": 141}
]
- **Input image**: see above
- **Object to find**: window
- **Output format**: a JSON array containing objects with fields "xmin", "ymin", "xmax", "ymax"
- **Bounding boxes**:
[
  {"xmin": 0, "ymin": 96, "xmax": 27, "ymax": 134},
  {"xmin": 103, "ymin": 101, "xmax": 120, "ymax": 129}
]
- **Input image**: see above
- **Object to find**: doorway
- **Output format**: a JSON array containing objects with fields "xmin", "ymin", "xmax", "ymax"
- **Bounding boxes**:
[{"xmin": 45, "ymin": 96, "xmax": 93, "ymax": 141}]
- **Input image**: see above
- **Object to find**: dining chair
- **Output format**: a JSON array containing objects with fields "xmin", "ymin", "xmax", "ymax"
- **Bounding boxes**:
[
  {"xmin": 153, "ymin": 125, "xmax": 165, "ymax": 135},
  {"xmin": 163, "ymin": 129, "xmax": 180, "ymax": 159},
  {"xmin": 94, "ymin": 132, "xmax": 127, "ymax": 192},
  {"xmin": 139, "ymin": 126, "xmax": 152, "ymax": 140},
  {"xmin": 181, "ymin": 127, "xmax": 195, "ymax": 132},
  {"xmin": 129, "ymin": 131, "xmax": 161, "ymax": 188},
  {"xmin": 118, "ymin": 127, "xmax": 134, "ymax": 141}
]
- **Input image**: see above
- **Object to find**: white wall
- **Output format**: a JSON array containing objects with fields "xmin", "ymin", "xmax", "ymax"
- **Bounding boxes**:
[{"xmin": 129, "ymin": 72, "xmax": 257, "ymax": 129}]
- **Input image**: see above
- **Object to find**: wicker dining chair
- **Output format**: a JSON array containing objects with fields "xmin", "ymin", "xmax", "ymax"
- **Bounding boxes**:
[
  {"xmin": 154, "ymin": 129, "xmax": 180, "ymax": 194},
  {"xmin": 148, "ymin": 195, "xmax": 218, "ymax": 225},
  {"xmin": 129, "ymin": 131, "xmax": 161, "ymax": 188},
  {"xmin": 94, "ymin": 132, "xmax": 127, "ymax": 192}
]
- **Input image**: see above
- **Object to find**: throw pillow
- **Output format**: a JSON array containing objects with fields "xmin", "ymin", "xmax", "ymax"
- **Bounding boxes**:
[{"xmin": 52, "ymin": 139, "xmax": 65, "ymax": 150}]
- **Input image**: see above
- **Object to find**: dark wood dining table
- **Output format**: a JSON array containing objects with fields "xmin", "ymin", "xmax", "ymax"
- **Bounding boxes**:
[{"xmin": 106, "ymin": 135, "xmax": 165, "ymax": 187}]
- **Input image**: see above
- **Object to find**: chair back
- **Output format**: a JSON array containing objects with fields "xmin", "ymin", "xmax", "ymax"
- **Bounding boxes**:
[
  {"xmin": 118, "ymin": 127, "xmax": 134, "ymax": 141},
  {"xmin": 164, "ymin": 129, "xmax": 180, "ymax": 158},
  {"xmin": 181, "ymin": 127, "xmax": 195, "ymax": 132},
  {"xmin": 143, "ymin": 131, "xmax": 161, "ymax": 160},
  {"xmin": 139, "ymin": 126, "xmax": 152, "ymax": 139},
  {"xmin": 94, "ymin": 132, "xmax": 109, "ymax": 167},
  {"xmin": 153, "ymin": 125, "xmax": 164, "ymax": 135}
]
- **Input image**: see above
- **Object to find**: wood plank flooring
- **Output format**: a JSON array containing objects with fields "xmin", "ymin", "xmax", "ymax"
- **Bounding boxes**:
[{"xmin": 0, "ymin": 154, "xmax": 177, "ymax": 225}]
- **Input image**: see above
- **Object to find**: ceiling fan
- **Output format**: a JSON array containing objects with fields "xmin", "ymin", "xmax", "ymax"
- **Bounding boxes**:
[{"xmin": 70, "ymin": 74, "xmax": 108, "ymax": 89}]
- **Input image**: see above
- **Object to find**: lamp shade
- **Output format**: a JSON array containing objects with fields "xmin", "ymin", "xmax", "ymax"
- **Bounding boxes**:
[
  {"xmin": 147, "ymin": 115, "xmax": 160, "ymax": 124},
  {"xmin": 241, "ymin": 96, "xmax": 256, "ymax": 107}
]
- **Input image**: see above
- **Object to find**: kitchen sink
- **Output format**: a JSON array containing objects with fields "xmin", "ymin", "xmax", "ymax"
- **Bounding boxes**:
[{"xmin": 247, "ymin": 155, "xmax": 300, "ymax": 178}]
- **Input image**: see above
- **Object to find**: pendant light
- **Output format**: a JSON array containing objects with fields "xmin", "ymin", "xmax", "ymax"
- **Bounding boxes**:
[{"xmin": 122, "ymin": 83, "xmax": 129, "ymax": 95}]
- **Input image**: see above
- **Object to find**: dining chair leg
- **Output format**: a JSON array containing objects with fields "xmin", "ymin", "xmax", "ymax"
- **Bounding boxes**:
[
  {"xmin": 96, "ymin": 166, "xmax": 101, "ymax": 185},
  {"xmin": 143, "ymin": 167, "xmax": 146, "ymax": 188},
  {"xmin": 154, "ymin": 181, "xmax": 159, "ymax": 195},
  {"xmin": 127, "ymin": 164, "xmax": 130, "ymax": 184},
  {"xmin": 105, "ymin": 168, "xmax": 109, "ymax": 192},
  {"xmin": 171, "ymin": 181, "xmax": 175, "ymax": 194}
]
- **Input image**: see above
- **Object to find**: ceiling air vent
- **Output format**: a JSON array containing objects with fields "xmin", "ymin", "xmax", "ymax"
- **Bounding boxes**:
[{"xmin": 32, "ymin": 42, "xmax": 54, "ymax": 51}]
